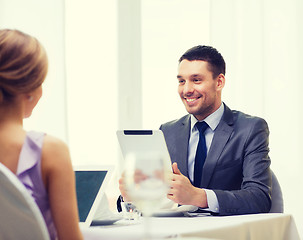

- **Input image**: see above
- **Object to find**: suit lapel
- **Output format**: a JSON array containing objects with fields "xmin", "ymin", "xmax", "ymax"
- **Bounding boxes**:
[
  {"xmin": 201, "ymin": 104, "xmax": 234, "ymax": 187},
  {"xmin": 175, "ymin": 115, "xmax": 191, "ymax": 177}
]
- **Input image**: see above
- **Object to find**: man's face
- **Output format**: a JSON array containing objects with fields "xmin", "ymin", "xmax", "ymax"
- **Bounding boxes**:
[{"xmin": 177, "ymin": 60, "xmax": 224, "ymax": 121}]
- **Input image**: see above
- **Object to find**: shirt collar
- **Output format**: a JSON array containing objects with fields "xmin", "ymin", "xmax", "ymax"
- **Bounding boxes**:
[{"xmin": 190, "ymin": 103, "xmax": 224, "ymax": 132}]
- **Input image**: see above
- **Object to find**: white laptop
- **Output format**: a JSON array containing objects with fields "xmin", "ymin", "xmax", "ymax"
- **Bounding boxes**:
[{"xmin": 74, "ymin": 165, "xmax": 114, "ymax": 227}]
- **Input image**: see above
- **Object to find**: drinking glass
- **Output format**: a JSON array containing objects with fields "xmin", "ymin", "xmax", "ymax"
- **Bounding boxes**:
[{"xmin": 124, "ymin": 151, "xmax": 170, "ymax": 239}]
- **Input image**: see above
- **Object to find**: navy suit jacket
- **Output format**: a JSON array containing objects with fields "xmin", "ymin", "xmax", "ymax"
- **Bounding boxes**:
[{"xmin": 160, "ymin": 103, "xmax": 272, "ymax": 215}]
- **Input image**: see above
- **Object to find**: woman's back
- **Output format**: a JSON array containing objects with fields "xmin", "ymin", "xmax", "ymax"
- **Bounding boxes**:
[
  {"xmin": 0, "ymin": 127, "xmax": 83, "ymax": 240},
  {"xmin": 17, "ymin": 131, "xmax": 57, "ymax": 240}
]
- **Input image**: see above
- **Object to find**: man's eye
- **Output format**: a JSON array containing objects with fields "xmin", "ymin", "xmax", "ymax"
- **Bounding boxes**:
[
  {"xmin": 178, "ymin": 79, "xmax": 185, "ymax": 84},
  {"xmin": 193, "ymin": 79, "xmax": 201, "ymax": 83}
]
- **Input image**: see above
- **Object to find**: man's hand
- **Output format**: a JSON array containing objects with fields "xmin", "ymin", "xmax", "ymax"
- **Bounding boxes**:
[
  {"xmin": 167, "ymin": 162, "xmax": 208, "ymax": 208},
  {"xmin": 118, "ymin": 172, "xmax": 131, "ymax": 202}
]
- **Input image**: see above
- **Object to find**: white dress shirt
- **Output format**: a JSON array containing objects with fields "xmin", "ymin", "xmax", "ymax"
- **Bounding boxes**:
[{"xmin": 188, "ymin": 103, "xmax": 224, "ymax": 213}]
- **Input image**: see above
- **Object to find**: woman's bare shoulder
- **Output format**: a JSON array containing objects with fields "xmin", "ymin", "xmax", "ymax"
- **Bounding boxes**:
[
  {"xmin": 42, "ymin": 134, "xmax": 72, "ymax": 168},
  {"xmin": 43, "ymin": 134, "xmax": 69, "ymax": 153}
]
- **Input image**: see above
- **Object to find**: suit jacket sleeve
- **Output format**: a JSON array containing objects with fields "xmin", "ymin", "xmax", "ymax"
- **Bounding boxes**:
[{"xmin": 212, "ymin": 116, "xmax": 272, "ymax": 215}]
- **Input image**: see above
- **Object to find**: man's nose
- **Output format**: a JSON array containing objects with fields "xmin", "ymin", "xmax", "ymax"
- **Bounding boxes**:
[{"xmin": 183, "ymin": 82, "xmax": 194, "ymax": 95}]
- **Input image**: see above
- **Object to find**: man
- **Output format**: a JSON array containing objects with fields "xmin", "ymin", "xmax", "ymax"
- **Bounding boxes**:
[
  {"xmin": 118, "ymin": 45, "xmax": 272, "ymax": 215},
  {"xmin": 160, "ymin": 45, "xmax": 271, "ymax": 215}
]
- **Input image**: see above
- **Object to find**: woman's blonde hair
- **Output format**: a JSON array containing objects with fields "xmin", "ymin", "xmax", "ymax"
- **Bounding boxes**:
[{"xmin": 0, "ymin": 29, "xmax": 48, "ymax": 104}]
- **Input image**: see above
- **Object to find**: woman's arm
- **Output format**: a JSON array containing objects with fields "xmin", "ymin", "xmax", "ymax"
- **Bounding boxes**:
[{"xmin": 42, "ymin": 135, "xmax": 83, "ymax": 240}]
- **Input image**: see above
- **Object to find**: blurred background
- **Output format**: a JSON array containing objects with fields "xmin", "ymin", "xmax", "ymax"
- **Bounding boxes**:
[{"xmin": 1, "ymin": 0, "xmax": 302, "ymax": 236}]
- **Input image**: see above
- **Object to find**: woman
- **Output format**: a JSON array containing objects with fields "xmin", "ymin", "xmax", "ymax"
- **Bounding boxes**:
[{"xmin": 0, "ymin": 29, "xmax": 83, "ymax": 240}]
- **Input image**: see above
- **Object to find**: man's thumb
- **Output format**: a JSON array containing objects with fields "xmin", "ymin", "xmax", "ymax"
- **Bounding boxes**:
[{"xmin": 172, "ymin": 162, "xmax": 181, "ymax": 175}]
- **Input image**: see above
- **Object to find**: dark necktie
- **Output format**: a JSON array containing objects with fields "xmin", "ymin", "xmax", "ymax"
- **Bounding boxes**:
[{"xmin": 193, "ymin": 121, "xmax": 208, "ymax": 187}]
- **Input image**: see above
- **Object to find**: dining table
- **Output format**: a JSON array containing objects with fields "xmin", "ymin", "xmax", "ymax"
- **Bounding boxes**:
[{"xmin": 81, "ymin": 213, "xmax": 300, "ymax": 240}]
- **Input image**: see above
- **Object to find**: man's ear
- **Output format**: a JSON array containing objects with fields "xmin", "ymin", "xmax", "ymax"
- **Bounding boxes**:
[{"xmin": 217, "ymin": 73, "xmax": 225, "ymax": 90}]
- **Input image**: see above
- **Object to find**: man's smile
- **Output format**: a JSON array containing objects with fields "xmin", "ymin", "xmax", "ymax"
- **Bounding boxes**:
[{"xmin": 184, "ymin": 97, "xmax": 201, "ymax": 104}]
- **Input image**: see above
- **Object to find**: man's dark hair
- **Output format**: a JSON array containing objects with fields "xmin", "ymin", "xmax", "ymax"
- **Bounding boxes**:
[{"xmin": 179, "ymin": 45, "xmax": 226, "ymax": 78}]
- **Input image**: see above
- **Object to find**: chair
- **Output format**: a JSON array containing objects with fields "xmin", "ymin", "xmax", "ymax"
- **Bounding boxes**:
[
  {"xmin": 0, "ymin": 163, "xmax": 50, "ymax": 240},
  {"xmin": 269, "ymin": 170, "xmax": 284, "ymax": 213}
]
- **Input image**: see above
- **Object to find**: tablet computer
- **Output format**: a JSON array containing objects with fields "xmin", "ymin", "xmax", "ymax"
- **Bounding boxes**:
[{"xmin": 116, "ymin": 130, "xmax": 172, "ymax": 171}]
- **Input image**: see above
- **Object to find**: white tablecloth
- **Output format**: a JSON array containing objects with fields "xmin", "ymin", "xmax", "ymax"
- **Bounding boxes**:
[{"xmin": 81, "ymin": 213, "xmax": 300, "ymax": 240}]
